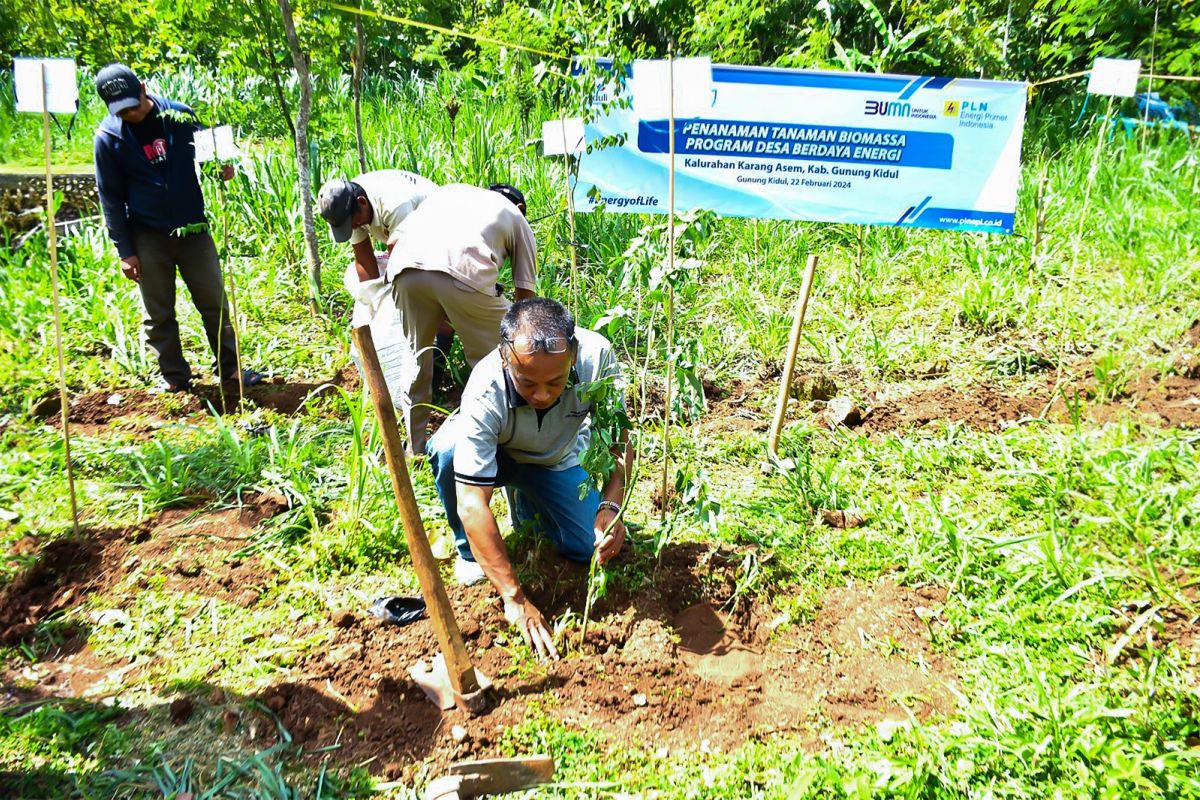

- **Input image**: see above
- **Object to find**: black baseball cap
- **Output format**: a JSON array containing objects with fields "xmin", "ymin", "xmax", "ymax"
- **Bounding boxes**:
[
  {"xmin": 95, "ymin": 63, "xmax": 142, "ymax": 115},
  {"xmin": 489, "ymin": 182, "xmax": 526, "ymax": 210},
  {"xmin": 317, "ymin": 178, "xmax": 364, "ymax": 243}
]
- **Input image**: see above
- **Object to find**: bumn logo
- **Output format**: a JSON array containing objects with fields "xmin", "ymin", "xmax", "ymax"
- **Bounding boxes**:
[
  {"xmin": 865, "ymin": 99, "xmax": 911, "ymax": 118},
  {"xmin": 963, "ymin": 101, "xmax": 989, "ymax": 113},
  {"xmin": 943, "ymin": 100, "xmax": 960, "ymax": 116}
]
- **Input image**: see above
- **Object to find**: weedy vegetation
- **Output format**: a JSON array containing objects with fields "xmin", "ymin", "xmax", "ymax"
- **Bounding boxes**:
[{"xmin": 2, "ymin": 20, "xmax": 1200, "ymax": 800}]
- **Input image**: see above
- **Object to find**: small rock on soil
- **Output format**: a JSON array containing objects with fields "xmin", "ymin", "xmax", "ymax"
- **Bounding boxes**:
[{"xmin": 169, "ymin": 697, "xmax": 194, "ymax": 725}]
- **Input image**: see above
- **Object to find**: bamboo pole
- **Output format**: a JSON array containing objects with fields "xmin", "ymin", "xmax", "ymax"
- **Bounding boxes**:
[
  {"xmin": 767, "ymin": 254, "xmax": 820, "ymax": 465},
  {"xmin": 42, "ymin": 64, "xmax": 79, "ymax": 535},
  {"xmin": 218, "ymin": 176, "xmax": 245, "ymax": 405},
  {"xmin": 1141, "ymin": 0, "xmax": 1160, "ymax": 152},
  {"xmin": 351, "ymin": 325, "xmax": 484, "ymax": 712},
  {"xmin": 660, "ymin": 47, "xmax": 676, "ymax": 523}
]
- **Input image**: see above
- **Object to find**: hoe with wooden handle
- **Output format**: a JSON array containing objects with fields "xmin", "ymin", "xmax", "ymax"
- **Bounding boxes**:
[
  {"xmin": 352, "ymin": 325, "xmax": 490, "ymax": 713},
  {"xmin": 424, "ymin": 756, "xmax": 556, "ymax": 800}
]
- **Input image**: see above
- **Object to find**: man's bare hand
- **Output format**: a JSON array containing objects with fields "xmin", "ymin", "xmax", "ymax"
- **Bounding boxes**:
[
  {"xmin": 594, "ymin": 508, "xmax": 626, "ymax": 564},
  {"xmin": 120, "ymin": 255, "xmax": 141, "ymax": 282},
  {"xmin": 220, "ymin": 163, "xmax": 235, "ymax": 181},
  {"xmin": 503, "ymin": 595, "xmax": 559, "ymax": 661}
]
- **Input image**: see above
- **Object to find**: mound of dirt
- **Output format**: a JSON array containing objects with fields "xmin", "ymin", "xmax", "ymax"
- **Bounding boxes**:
[
  {"xmin": 859, "ymin": 368, "xmax": 1200, "ymax": 435},
  {"xmin": 0, "ymin": 492, "xmax": 289, "ymax": 648},
  {"xmin": 0, "ymin": 534, "xmax": 110, "ymax": 646},
  {"xmin": 1183, "ymin": 319, "xmax": 1200, "ymax": 349},
  {"xmin": 48, "ymin": 372, "xmax": 356, "ymax": 430},
  {"xmin": 258, "ymin": 543, "xmax": 956, "ymax": 780},
  {"xmin": 1089, "ymin": 373, "xmax": 1200, "ymax": 429},
  {"xmin": 861, "ymin": 384, "xmax": 1048, "ymax": 434}
]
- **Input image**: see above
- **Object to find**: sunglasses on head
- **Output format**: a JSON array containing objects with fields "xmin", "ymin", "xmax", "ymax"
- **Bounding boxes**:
[{"xmin": 503, "ymin": 335, "xmax": 577, "ymax": 356}]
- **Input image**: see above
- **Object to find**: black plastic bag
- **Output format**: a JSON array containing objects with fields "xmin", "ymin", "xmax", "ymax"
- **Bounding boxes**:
[{"xmin": 368, "ymin": 595, "xmax": 427, "ymax": 626}]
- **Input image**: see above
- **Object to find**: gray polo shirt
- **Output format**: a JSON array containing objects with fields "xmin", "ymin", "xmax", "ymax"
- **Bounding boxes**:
[{"xmin": 447, "ymin": 328, "xmax": 621, "ymax": 485}]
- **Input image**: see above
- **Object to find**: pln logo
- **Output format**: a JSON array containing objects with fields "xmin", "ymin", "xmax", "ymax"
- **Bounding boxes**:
[
  {"xmin": 865, "ymin": 99, "xmax": 911, "ymax": 118},
  {"xmin": 943, "ymin": 101, "xmax": 960, "ymax": 116}
]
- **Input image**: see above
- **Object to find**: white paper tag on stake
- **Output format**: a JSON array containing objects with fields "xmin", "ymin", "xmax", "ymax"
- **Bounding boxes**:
[
  {"xmin": 13, "ymin": 57, "xmax": 78, "ymax": 114},
  {"xmin": 195, "ymin": 126, "xmax": 239, "ymax": 163},
  {"xmin": 631, "ymin": 57, "xmax": 713, "ymax": 120},
  {"xmin": 1087, "ymin": 57, "xmax": 1141, "ymax": 97},
  {"xmin": 213, "ymin": 125, "xmax": 239, "ymax": 159},
  {"xmin": 194, "ymin": 128, "xmax": 217, "ymax": 163},
  {"xmin": 541, "ymin": 117, "xmax": 585, "ymax": 156}
]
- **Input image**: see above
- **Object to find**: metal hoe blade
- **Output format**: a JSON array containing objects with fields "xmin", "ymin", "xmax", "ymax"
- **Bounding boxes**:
[
  {"xmin": 424, "ymin": 756, "xmax": 555, "ymax": 800},
  {"xmin": 410, "ymin": 653, "xmax": 491, "ymax": 713}
]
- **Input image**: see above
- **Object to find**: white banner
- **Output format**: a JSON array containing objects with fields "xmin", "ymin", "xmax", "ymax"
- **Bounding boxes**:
[{"xmin": 576, "ymin": 60, "xmax": 1028, "ymax": 234}]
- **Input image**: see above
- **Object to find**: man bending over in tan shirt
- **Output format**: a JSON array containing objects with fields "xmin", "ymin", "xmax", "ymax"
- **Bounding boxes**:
[{"xmin": 382, "ymin": 182, "xmax": 538, "ymax": 454}]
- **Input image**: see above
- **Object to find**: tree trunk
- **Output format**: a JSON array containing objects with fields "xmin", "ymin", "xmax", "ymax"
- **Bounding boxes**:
[
  {"xmin": 353, "ymin": 14, "xmax": 367, "ymax": 173},
  {"xmin": 253, "ymin": 0, "xmax": 296, "ymax": 141},
  {"xmin": 277, "ymin": 0, "xmax": 322, "ymax": 313}
]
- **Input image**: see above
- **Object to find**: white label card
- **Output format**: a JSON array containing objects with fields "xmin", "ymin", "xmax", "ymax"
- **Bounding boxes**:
[
  {"xmin": 631, "ymin": 57, "xmax": 714, "ymax": 119},
  {"xmin": 13, "ymin": 57, "xmax": 78, "ymax": 114},
  {"xmin": 194, "ymin": 125, "xmax": 239, "ymax": 163},
  {"xmin": 542, "ymin": 117, "xmax": 585, "ymax": 156},
  {"xmin": 1087, "ymin": 58, "xmax": 1142, "ymax": 97}
]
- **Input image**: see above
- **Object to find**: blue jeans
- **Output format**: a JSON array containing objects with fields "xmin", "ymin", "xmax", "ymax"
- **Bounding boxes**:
[{"xmin": 427, "ymin": 429, "xmax": 599, "ymax": 564}]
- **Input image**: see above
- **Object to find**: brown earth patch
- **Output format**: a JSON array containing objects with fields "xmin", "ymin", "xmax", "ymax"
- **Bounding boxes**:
[
  {"xmin": 860, "ymin": 383, "xmax": 1048, "ymax": 434},
  {"xmin": 129, "ymin": 493, "xmax": 288, "ymax": 603},
  {"xmin": 0, "ymin": 492, "xmax": 289, "ymax": 651},
  {"xmin": 1183, "ymin": 319, "xmax": 1200, "ymax": 349},
  {"xmin": 702, "ymin": 378, "xmax": 772, "ymax": 434},
  {"xmin": 857, "ymin": 369, "xmax": 1200, "ymax": 435},
  {"xmin": 256, "ymin": 544, "xmax": 955, "ymax": 780},
  {"xmin": 45, "ymin": 372, "xmax": 355, "ymax": 430},
  {"xmin": 1088, "ymin": 373, "xmax": 1200, "ymax": 429},
  {"xmin": 1107, "ymin": 592, "xmax": 1199, "ymax": 667}
]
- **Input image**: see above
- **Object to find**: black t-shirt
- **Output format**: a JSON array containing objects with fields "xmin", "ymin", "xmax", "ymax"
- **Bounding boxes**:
[{"xmin": 129, "ymin": 110, "xmax": 168, "ymax": 167}]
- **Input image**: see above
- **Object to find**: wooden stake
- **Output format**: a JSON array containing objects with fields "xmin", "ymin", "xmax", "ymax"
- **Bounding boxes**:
[
  {"xmin": 660, "ymin": 47, "xmax": 676, "ymax": 524},
  {"xmin": 1141, "ymin": 0, "xmax": 1160, "ymax": 152},
  {"xmin": 1030, "ymin": 168, "xmax": 1047, "ymax": 270},
  {"xmin": 42, "ymin": 64, "xmax": 79, "ymax": 535},
  {"xmin": 218, "ymin": 177, "xmax": 245, "ymax": 405},
  {"xmin": 767, "ymin": 254, "xmax": 820, "ymax": 464},
  {"xmin": 351, "ymin": 325, "xmax": 482, "ymax": 709}
]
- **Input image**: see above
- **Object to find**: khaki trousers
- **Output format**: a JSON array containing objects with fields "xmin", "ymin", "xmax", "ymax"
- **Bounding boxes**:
[{"xmin": 393, "ymin": 269, "xmax": 509, "ymax": 453}]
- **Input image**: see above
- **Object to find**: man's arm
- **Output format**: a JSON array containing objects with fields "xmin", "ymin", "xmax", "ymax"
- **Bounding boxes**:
[
  {"xmin": 509, "ymin": 213, "xmax": 538, "ymax": 301},
  {"xmin": 352, "ymin": 238, "xmax": 381, "ymax": 281},
  {"xmin": 594, "ymin": 433, "xmax": 633, "ymax": 563},
  {"xmin": 93, "ymin": 135, "xmax": 139, "ymax": 279},
  {"xmin": 457, "ymin": 483, "xmax": 559, "ymax": 660}
]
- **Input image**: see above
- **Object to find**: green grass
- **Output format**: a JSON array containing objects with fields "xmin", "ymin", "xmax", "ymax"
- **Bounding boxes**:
[{"xmin": 1, "ymin": 67, "xmax": 1199, "ymax": 798}]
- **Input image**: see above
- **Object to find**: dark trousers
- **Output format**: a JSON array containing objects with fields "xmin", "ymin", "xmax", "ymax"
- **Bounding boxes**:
[{"xmin": 133, "ymin": 227, "xmax": 238, "ymax": 386}]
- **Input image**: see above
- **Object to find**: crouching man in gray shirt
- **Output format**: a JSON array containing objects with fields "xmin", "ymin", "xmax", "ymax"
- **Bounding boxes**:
[{"xmin": 427, "ymin": 298, "xmax": 633, "ymax": 661}]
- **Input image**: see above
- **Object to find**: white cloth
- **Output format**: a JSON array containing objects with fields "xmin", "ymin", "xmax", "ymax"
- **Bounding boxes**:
[{"xmin": 345, "ymin": 253, "xmax": 416, "ymax": 407}]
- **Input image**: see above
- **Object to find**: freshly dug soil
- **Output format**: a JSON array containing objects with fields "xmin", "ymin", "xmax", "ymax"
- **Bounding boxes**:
[
  {"xmin": 45, "ymin": 369, "xmax": 358, "ymax": 429},
  {"xmin": 860, "ymin": 383, "xmax": 1048, "ymax": 434},
  {"xmin": 253, "ymin": 545, "xmax": 957, "ymax": 779},
  {"xmin": 0, "ymin": 492, "xmax": 288, "ymax": 649},
  {"xmin": 861, "ymin": 370, "xmax": 1200, "ymax": 434}
]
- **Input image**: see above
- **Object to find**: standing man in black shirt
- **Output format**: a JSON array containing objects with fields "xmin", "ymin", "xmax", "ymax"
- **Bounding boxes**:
[{"xmin": 93, "ymin": 63, "xmax": 261, "ymax": 393}]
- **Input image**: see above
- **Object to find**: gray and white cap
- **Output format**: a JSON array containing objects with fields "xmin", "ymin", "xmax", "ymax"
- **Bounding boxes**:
[{"xmin": 95, "ymin": 63, "xmax": 142, "ymax": 115}]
